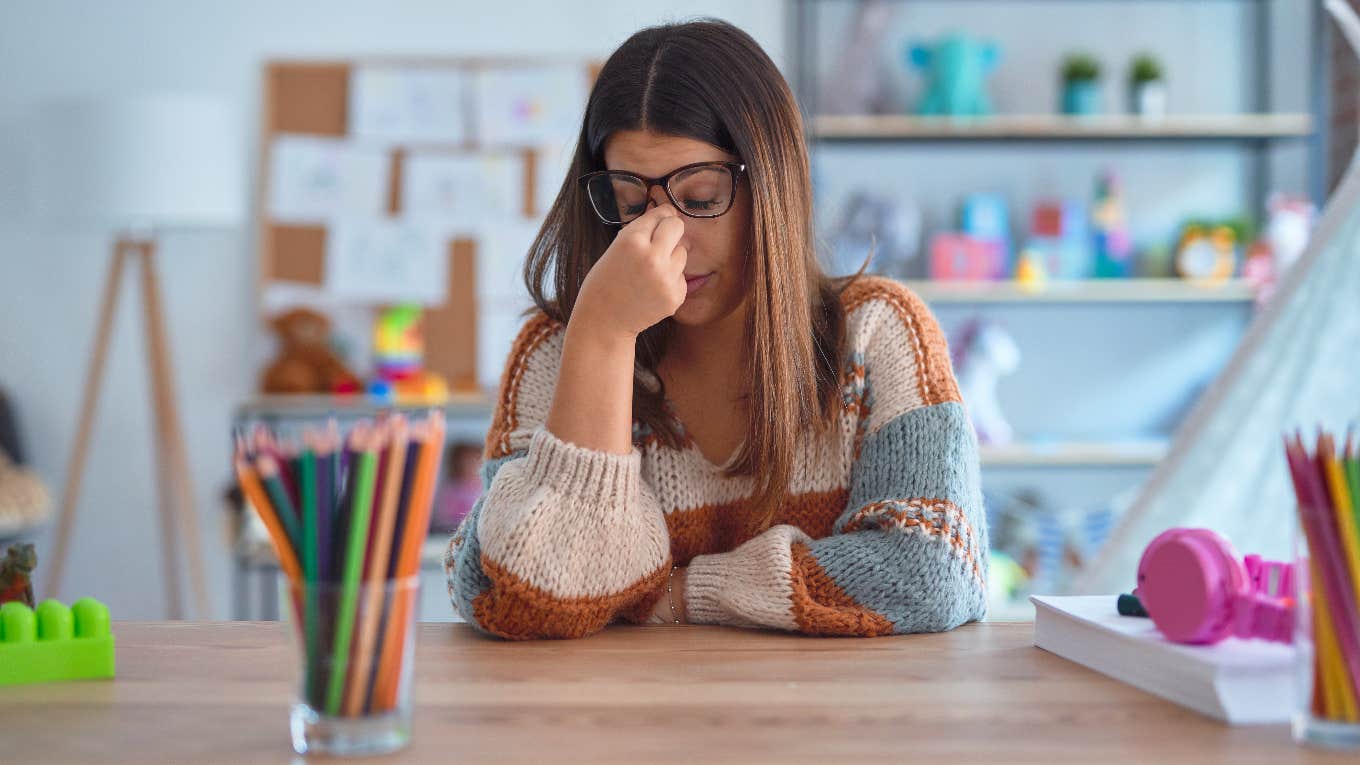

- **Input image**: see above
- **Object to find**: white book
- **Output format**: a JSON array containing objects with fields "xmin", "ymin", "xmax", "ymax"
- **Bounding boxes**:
[{"xmin": 1031, "ymin": 595, "xmax": 1296, "ymax": 725}]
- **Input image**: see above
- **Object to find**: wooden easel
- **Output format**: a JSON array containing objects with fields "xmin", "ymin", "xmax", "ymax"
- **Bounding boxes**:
[{"xmin": 47, "ymin": 237, "xmax": 209, "ymax": 618}]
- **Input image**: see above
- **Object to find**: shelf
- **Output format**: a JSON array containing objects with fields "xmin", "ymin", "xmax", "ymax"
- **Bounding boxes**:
[
  {"xmin": 980, "ymin": 440, "xmax": 1168, "ymax": 468},
  {"xmin": 235, "ymin": 391, "xmax": 496, "ymax": 421},
  {"xmin": 812, "ymin": 113, "xmax": 1314, "ymax": 142},
  {"xmin": 905, "ymin": 278, "xmax": 1256, "ymax": 304}
]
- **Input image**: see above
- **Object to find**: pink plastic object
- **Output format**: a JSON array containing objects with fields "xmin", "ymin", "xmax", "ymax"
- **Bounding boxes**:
[{"xmin": 1136, "ymin": 528, "xmax": 1295, "ymax": 645}]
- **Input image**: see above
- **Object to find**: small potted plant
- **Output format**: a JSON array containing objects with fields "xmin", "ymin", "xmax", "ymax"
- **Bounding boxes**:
[
  {"xmin": 1128, "ymin": 53, "xmax": 1166, "ymax": 119},
  {"xmin": 1060, "ymin": 53, "xmax": 1102, "ymax": 115}
]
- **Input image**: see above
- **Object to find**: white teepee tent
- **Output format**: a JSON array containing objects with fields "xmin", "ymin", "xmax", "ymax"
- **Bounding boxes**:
[{"xmin": 1077, "ymin": 0, "xmax": 1360, "ymax": 594}]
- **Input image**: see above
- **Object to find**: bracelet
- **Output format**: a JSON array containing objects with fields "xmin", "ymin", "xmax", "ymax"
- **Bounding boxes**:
[{"xmin": 666, "ymin": 564, "xmax": 682, "ymax": 624}]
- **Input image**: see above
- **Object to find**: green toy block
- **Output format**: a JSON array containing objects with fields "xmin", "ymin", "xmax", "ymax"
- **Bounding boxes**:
[{"xmin": 0, "ymin": 597, "xmax": 115, "ymax": 686}]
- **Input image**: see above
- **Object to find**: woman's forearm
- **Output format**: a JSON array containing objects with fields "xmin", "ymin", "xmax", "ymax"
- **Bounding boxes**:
[{"xmin": 544, "ymin": 316, "xmax": 637, "ymax": 455}]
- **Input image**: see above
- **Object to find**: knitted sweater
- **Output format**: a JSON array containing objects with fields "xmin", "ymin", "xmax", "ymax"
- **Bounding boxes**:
[{"xmin": 444, "ymin": 275, "xmax": 988, "ymax": 639}]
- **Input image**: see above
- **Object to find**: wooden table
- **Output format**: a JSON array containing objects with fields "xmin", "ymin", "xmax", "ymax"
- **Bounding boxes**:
[{"xmin": 1, "ymin": 621, "xmax": 1354, "ymax": 764}]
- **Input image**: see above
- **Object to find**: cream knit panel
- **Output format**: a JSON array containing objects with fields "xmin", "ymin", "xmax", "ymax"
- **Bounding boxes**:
[
  {"xmin": 845, "ymin": 298, "xmax": 930, "ymax": 434},
  {"xmin": 477, "ymin": 426, "xmax": 671, "ymax": 598},
  {"xmin": 684, "ymin": 524, "xmax": 812, "ymax": 630}
]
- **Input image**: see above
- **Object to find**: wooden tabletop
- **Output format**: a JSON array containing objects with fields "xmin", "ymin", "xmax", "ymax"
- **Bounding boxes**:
[{"xmin": 0, "ymin": 621, "xmax": 1354, "ymax": 764}]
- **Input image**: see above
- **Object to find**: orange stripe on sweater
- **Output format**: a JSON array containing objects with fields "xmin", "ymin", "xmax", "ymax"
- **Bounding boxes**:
[
  {"xmin": 485, "ymin": 312, "xmax": 563, "ymax": 460},
  {"xmin": 665, "ymin": 487, "xmax": 849, "ymax": 565},
  {"xmin": 472, "ymin": 554, "xmax": 669, "ymax": 640},
  {"xmin": 840, "ymin": 498, "xmax": 983, "ymax": 586},
  {"xmin": 789, "ymin": 541, "xmax": 895, "ymax": 636}
]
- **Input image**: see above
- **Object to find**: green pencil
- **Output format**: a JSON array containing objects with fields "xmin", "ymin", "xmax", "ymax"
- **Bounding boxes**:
[
  {"xmin": 325, "ymin": 428, "xmax": 378, "ymax": 716},
  {"xmin": 300, "ymin": 445, "xmax": 320, "ymax": 707},
  {"xmin": 256, "ymin": 455, "xmax": 300, "ymax": 547}
]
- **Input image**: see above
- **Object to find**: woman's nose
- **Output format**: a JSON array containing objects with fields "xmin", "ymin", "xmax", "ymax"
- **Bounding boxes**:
[{"xmin": 647, "ymin": 186, "xmax": 671, "ymax": 210}]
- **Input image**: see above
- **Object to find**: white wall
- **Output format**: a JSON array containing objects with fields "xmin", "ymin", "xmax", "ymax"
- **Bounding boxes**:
[{"xmin": 0, "ymin": 0, "xmax": 784, "ymax": 619}]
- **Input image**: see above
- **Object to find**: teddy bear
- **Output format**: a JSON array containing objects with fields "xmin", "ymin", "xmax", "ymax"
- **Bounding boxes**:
[{"xmin": 259, "ymin": 308, "xmax": 361, "ymax": 395}]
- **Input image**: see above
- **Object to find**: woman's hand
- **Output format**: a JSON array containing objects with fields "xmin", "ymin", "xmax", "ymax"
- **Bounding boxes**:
[
  {"xmin": 573, "ymin": 203, "xmax": 689, "ymax": 340},
  {"xmin": 645, "ymin": 566, "xmax": 689, "ymax": 624}
]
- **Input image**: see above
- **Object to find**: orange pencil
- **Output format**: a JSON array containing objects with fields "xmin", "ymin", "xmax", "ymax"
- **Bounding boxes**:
[
  {"xmin": 372, "ymin": 412, "xmax": 445, "ymax": 710},
  {"xmin": 343, "ymin": 416, "xmax": 409, "ymax": 715},
  {"xmin": 234, "ymin": 456, "xmax": 301, "ymax": 584}
]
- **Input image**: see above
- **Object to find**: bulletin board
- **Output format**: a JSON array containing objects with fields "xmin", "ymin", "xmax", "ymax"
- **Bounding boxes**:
[{"xmin": 256, "ymin": 57, "xmax": 600, "ymax": 392}]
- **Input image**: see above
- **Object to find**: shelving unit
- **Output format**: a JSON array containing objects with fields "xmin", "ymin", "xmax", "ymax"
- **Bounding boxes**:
[
  {"xmin": 980, "ymin": 440, "xmax": 1167, "ymax": 468},
  {"xmin": 907, "ymin": 278, "xmax": 1256, "ymax": 304},
  {"xmin": 787, "ymin": 0, "xmax": 1325, "ymax": 618},
  {"xmin": 813, "ymin": 113, "xmax": 1314, "ymax": 142}
]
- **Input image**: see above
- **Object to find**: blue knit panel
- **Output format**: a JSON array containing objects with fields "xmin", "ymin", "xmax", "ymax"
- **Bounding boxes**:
[
  {"xmin": 445, "ymin": 449, "xmax": 526, "ymax": 634},
  {"xmin": 801, "ymin": 528, "xmax": 986, "ymax": 633},
  {"xmin": 840, "ymin": 402, "xmax": 980, "ymax": 529},
  {"xmin": 814, "ymin": 402, "xmax": 988, "ymax": 633}
]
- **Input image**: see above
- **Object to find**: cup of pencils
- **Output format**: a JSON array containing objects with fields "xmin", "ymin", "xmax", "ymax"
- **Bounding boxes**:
[
  {"xmin": 235, "ymin": 411, "xmax": 445, "ymax": 757},
  {"xmin": 1285, "ymin": 428, "xmax": 1360, "ymax": 749}
]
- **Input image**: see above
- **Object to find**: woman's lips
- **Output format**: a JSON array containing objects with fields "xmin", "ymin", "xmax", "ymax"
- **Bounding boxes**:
[{"xmin": 684, "ymin": 272, "xmax": 714, "ymax": 295}]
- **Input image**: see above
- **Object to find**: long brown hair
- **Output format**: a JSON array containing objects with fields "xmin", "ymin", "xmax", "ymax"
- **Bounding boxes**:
[{"xmin": 524, "ymin": 19, "xmax": 864, "ymax": 534}]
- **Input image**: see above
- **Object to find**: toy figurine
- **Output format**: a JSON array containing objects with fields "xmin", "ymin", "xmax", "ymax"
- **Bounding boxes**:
[
  {"xmin": 828, "ymin": 191, "xmax": 922, "ymax": 279},
  {"xmin": 0, "ymin": 543, "xmax": 36, "ymax": 607},
  {"xmin": 1027, "ymin": 199, "xmax": 1091, "ymax": 279},
  {"xmin": 951, "ymin": 319, "xmax": 1020, "ymax": 445},
  {"xmin": 907, "ymin": 34, "xmax": 999, "ymax": 117},
  {"xmin": 1091, "ymin": 171, "xmax": 1133, "ymax": 278},
  {"xmin": 1175, "ymin": 221, "xmax": 1241, "ymax": 282},
  {"xmin": 371, "ymin": 303, "xmax": 450, "ymax": 404}
]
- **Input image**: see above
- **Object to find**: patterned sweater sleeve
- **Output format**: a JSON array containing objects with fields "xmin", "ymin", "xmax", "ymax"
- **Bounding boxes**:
[
  {"xmin": 443, "ymin": 312, "xmax": 672, "ymax": 640},
  {"xmin": 683, "ymin": 282, "xmax": 988, "ymax": 635}
]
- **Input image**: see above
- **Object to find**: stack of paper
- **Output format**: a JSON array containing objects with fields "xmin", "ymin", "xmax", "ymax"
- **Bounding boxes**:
[{"xmin": 1031, "ymin": 595, "xmax": 1296, "ymax": 724}]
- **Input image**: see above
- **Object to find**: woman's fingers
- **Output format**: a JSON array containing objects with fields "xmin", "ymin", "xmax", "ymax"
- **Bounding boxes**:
[
  {"xmin": 650, "ymin": 214, "xmax": 685, "ymax": 253},
  {"xmin": 623, "ymin": 202, "xmax": 676, "ymax": 242}
]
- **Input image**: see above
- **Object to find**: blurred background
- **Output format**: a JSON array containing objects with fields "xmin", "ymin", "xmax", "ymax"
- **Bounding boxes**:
[{"xmin": 0, "ymin": 0, "xmax": 1352, "ymax": 622}]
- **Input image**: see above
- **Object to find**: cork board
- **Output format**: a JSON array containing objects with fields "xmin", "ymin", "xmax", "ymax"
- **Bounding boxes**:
[{"xmin": 256, "ymin": 57, "xmax": 594, "ymax": 392}]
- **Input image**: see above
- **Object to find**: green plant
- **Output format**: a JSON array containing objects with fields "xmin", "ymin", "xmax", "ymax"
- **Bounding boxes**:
[
  {"xmin": 1061, "ymin": 54, "xmax": 1101, "ymax": 83},
  {"xmin": 1129, "ymin": 53, "xmax": 1164, "ymax": 85}
]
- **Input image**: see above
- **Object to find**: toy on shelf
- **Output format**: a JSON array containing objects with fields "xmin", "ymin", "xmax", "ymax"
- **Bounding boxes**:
[
  {"xmin": 0, "ymin": 543, "xmax": 35, "ymax": 607},
  {"xmin": 929, "ymin": 233, "xmax": 1004, "ymax": 281},
  {"xmin": 1014, "ymin": 247, "xmax": 1048, "ymax": 288},
  {"xmin": 907, "ymin": 34, "xmax": 999, "ymax": 117},
  {"xmin": 828, "ymin": 191, "xmax": 923, "ymax": 279},
  {"xmin": 1091, "ymin": 171, "xmax": 1133, "ymax": 278},
  {"xmin": 1174, "ymin": 218, "xmax": 1250, "ymax": 283},
  {"xmin": 961, "ymin": 193, "xmax": 1012, "ymax": 270},
  {"xmin": 260, "ymin": 308, "xmax": 362, "ymax": 395},
  {"xmin": 1244, "ymin": 193, "xmax": 1317, "ymax": 303},
  {"xmin": 819, "ymin": 0, "xmax": 898, "ymax": 115},
  {"xmin": 951, "ymin": 318, "xmax": 1020, "ymax": 445},
  {"xmin": 0, "ymin": 597, "xmax": 115, "ymax": 686},
  {"xmin": 1025, "ymin": 199, "xmax": 1091, "ymax": 279},
  {"xmin": 369, "ymin": 303, "xmax": 449, "ymax": 405}
]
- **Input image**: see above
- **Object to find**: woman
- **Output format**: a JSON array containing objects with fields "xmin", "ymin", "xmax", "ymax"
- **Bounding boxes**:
[{"xmin": 445, "ymin": 19, "xmax": 986, "ymax": 639}]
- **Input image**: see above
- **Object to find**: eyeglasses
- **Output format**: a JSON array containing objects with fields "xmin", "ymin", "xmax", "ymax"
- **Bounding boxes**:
[{"xmin": 578, "ymin": 160, "xmax": 746, "ymax": 226}]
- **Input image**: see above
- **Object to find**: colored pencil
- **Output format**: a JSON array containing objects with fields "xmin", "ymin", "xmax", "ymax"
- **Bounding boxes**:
[
  {"xmin": 1285, "ymin": 429, "xmax": 1360, "ymax": 721},
  {"xmin": 233, "ymin": 456, "xmax": 301, "ymax": 583},
  {"xmin": 373, "ymin": 412, "xmax": 445, "ymax": 710},
  {"xmin": 325, "ymin": 426, "xmax": 379, "ymax": 716},
  {"xmin": 256, "ymin": 454, "xmax": 301, "ymax": 547},
  {"xmin": 235, "ymin": 411, "xmax": 446, "ymax": 719},
  {"xmin": 344, "ymin": 416, "xmax": 409, "ymax": 716}
]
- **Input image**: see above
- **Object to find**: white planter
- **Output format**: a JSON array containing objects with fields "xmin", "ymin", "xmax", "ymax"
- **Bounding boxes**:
[{"xmin": 1131, "ymin": 81, "xmax": 1166, "ymax": 119}]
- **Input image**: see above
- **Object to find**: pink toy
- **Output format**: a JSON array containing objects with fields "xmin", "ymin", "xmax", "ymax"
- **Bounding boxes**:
[
  {"xmin": 1136, "ymin": 528, "xmax": 1294, "ymax": 645},
  {"xmin": 929, "ymin": 233, "xmax": 1004, "ymax": 281}
]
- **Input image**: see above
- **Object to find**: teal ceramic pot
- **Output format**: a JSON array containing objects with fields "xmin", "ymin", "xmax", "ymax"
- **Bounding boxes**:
[{"xmin": 1061, "ymin": 80, "xmax": 1101, "ymax": 115}]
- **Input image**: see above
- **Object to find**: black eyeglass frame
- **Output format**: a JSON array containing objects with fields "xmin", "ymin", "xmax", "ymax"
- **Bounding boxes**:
[{"xmin": 577, "ymin": 160, "xmax": 747, "ymax": 226}]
